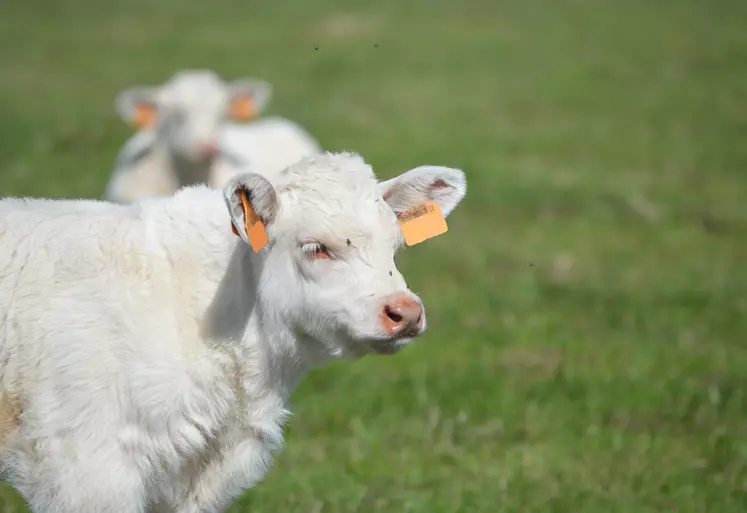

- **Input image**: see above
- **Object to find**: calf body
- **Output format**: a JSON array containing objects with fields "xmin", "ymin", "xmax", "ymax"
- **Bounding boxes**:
[
  {"xmin": 213, "ymin": 116, "xmax": 323, "ymax": 187},
  {"xmin": 0, "ymin": 153, "xmax": 466, "ymax": 512}
]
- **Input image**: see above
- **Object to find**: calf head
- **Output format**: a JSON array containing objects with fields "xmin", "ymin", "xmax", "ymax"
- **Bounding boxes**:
[
  {"xmin": 116, "ymin": 69, "xmax": 271, "ymax": 163},
  {"xmin": 224, "ymin": 153, "xmax": 466, "ymax": 358}
]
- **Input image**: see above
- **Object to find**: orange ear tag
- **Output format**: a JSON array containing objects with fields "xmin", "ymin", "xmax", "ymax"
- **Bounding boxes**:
[
  {"xmin": 133, "ymin": 103, "xmax": 157, "ymax": 129},
  {"xmin": 231, "ymin": 96, "xmax": 257, "ymax": 121},
  {"xmin": 398, "ymin": 202, "xmax": 448, "ymax": 246},
  {"xmin": 231, "ymin": 190, "xmax": 269, "ymax": 252}
]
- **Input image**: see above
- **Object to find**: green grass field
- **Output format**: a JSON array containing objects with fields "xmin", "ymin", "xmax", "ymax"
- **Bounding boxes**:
[{"xmin": 1, "ymin": 0, "xmax": 747, "ymax": 511}]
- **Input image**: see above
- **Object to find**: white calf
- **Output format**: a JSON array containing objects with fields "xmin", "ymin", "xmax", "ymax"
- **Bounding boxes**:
[
  {"xmin": 0, "ymin": 152, "xmax": 466, "ymax": 513},
  {"xmin": 104, "ymin": 69, "xmax": 321, "ymax": 204}
]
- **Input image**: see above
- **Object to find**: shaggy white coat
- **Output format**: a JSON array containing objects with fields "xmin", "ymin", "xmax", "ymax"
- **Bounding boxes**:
[{"xmin": 0, "ymin": 152, "xmax": 466, "ymax": 513}]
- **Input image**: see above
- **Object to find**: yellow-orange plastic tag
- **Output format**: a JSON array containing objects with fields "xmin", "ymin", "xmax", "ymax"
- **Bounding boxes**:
[
  {"xmin": 399, "ymin": 202, "xmax": 448, "ymax": 246},
  {"xmin": 133, "ymin": 103, "xmax": 157, "ymax": 129},
  {"xmin": 230, "ymin": 96, "xmax": 257, "ymax": 121},
  {"xmin": 231, "ymin": 190, "xmax": 269, "ymax": 252}
]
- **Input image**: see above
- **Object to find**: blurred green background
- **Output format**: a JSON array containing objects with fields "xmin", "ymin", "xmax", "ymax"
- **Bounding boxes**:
[{"xmin": 2, "ymin": 0, "xmax": 747, "ymax": 511}]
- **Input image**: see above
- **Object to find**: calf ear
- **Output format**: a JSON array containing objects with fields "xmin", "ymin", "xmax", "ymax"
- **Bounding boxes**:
[
  {"xmin": 115, "ymin": 86, "xmax": 160, "ymax": 129},
  {"xmin": 223, "ymin": 173, "xmax": 279, "ymax": 252},
  {"xmin": 227, "ymin": 78, "xmax": 273, "ymax": 121},
  {"xmin": 379, "ymin": 166, "xmax": 467, "ymax": 218}
]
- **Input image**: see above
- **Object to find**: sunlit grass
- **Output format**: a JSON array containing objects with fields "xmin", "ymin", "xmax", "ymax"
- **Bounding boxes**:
[{"xmin": 1, "ymin": 0, "xmax": 746, "ymax": 511}]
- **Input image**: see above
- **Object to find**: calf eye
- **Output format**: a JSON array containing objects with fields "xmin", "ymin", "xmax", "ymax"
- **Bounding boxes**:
[{"xmin": 302, "ymin": 242, "xmax": 330, "ymax": 260}]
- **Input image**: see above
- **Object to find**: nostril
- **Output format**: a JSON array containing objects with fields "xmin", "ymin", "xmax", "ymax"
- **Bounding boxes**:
[{"xmin": 385, "ymin": 306, "xmax": 403, "ymax": 324}]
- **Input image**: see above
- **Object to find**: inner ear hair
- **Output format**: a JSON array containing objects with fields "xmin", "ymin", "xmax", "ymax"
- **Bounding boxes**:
[
  {"xmin": 235, "ymin": 186, "xmax": 265, "ymax": 225},
  {"xmin": 238, "ymin": 177, "xmax": 278, "ymax": 226}
]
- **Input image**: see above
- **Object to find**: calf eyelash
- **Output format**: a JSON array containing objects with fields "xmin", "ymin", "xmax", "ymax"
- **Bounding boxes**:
[{"xmin": 302, "ymin": 242, "xmax": 330, "ymax": 260}]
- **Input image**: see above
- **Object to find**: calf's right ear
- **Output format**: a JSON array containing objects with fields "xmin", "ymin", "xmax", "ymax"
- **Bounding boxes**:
[
  {"xmin": 116, "ymin": 86, "xmax": 160, "ymax": 129},
  {"xmin": 227, "ymin": 78, "xmax": 273, "ymax": 121},
  {"xmin": 223, "ymin": 173, "xmax": 279, "ymax": 252}
]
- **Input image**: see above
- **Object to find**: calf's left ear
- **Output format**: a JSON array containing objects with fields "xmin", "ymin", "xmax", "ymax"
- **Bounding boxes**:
[
  {"xmin": 379, "ymin": 166, "xmax": 467, "ymax": 218},
  {"xmin": 223, "ymin": 173, "xmax": 279, "ymax": 252}
]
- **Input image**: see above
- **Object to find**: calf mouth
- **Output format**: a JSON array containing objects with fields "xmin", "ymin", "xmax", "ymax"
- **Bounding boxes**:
[{"xmin": 367, "ymin": 332, "xmax": 421, "ymax": 355}]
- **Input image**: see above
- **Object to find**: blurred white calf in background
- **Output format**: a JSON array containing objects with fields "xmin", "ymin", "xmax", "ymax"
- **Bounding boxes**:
[{"xmin": 104, "ymin": 69, "xmax": 322, "ymax": 203}]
